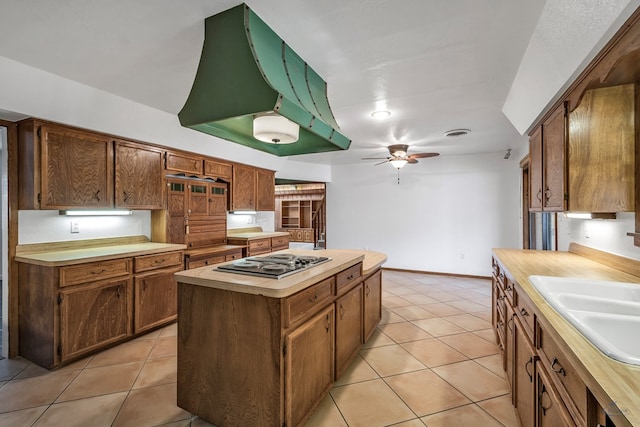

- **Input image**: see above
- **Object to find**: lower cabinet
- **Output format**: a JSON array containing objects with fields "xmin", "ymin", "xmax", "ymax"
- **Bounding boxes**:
[
  {"xmin": 18, "ymin": 249, "xmax": 183, "ymax": 369},
  {"xmin": 363, "ymin": 269, "xmax": 382, "ymax": 341},
  {"xmin": 177, "ymin": 263, "xmax": 380, "ymax": 427},
  {"xmin": 134, "ymin": 265, "xmax": 182, "ymax": 333},
  {"xmin": 514, "ymin": 315, "xmax": 536, "ymax": 427},
  {"xmin": 335, "ymin": 284, "xmax": 363, "ymax": 378},
  {"xmin": 60, "ymin": 278, "xmax": 132, "ymax": 362},
  {"xmin": 285, "ymin": 305, "xmax": 335, "ymax": 427},
  {"xmin": 536, "ymin": 361, "xmax": 576, "ymax": 427}
]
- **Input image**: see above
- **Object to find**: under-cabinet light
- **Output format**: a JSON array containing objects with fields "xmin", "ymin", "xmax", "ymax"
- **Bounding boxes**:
[
  {"xmin": 565, "ymin": 212, "xmax": 616, "ymax": 220},
  {"xmin": 230, "ymin": 210, "xmax": 257, "ymax": 215},
  {"xmin": 59, "ymin": 210, "xmax": 133, "ymax": 216}
]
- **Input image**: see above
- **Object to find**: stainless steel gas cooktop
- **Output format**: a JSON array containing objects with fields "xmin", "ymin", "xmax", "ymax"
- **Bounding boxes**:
[{"xmin": 216, "ymin": 253, "xmax": 331, "ymax": 279}]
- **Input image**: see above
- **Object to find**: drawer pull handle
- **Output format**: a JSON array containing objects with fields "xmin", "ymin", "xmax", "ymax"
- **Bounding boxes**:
[
  {"xmin": 551, "ymin": 357, "xmax": 566, "ymax": 376},
  {"xmin": 308, "ymin": 294, "xmax": 318, "ymax": 303},
  {"xmin": 507, "ymin": 316, "xmax": 514, "ymax": 331},
  {"xmin": 116, "ymin": 286, "xmax": 121, "ymax": 298},
  {"xmin": 520, "ymin": 308, "xmax": 529, "ymax": 317},
  {"xmin": 506, "ymin": 285, "xmax": 513, "ymax": 291},
  {"xmin": 536, "ymin": 189, "xmax": 542, "ymax": 202},
  {"xmin": 525, "ymin": 357, "xmax": 533, "ymax": 382},
  {"xmin": 347, "ymin": 274, "xmax": 354, "ymax": 280},
  {"xmin": 91, "ymin": 269, "xmax": 107, "ymax": 275},
  {"xmin": 539, "ymin": 384, "xmax": 551, "ymax": 416},
  {"xmin": 325, "ymin": 314, "xmax": 330, "ymax": 333},
  {"xmin": 497, "ymin": 320, "xmax": 504, "ymax": 328}
]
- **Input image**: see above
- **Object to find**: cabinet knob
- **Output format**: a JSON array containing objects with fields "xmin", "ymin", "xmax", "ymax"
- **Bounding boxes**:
[{"xmin": 308, "ymin": 294, "xmax": 318, "ymax": 303}]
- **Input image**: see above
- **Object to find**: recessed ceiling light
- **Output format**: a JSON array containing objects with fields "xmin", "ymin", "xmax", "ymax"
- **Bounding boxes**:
[
  {"xmin": 444, "ymin": 129, "xmax": 471, "ymax": 137},
  {"xmin": 371, "ymin": 110, "xmax": 391, "ymax": 119}
]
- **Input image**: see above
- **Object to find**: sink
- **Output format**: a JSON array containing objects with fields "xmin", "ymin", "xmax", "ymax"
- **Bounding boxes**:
[{"xmin": 528, "ymin": 275, "xmax": 640, "ymax": 365}]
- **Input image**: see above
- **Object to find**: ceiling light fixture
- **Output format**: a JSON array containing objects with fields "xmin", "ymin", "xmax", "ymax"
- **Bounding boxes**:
[
  {"xmin": 253, "ymin": 113, "xmax": 299, "ymax": 144},
  {"xmin": 565, "ymin": 212, "xmax": 616, "ymax": 220},
  {"xmin": 371, "ymin": 110, "xmax": 391, "ymax": 120},
  {"xmin": 444, "ymin": 129, "xmax": 471, "ymax": 137},
  {"xmin": 389, "ymin": 159, "xmax": 408, "ymax": 169}
]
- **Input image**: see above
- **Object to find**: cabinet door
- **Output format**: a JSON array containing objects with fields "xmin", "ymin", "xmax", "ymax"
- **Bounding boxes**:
[
  {"xmin": 542, "ymin": 103, "xmax": 566, "ymax": 211},
  {"xmin": 285, "ymin": 304, "xmax": 334, "ymax": 427},
  {"xmin": 204, "ymin": 159, "xmax": 232, "ymax": 181},
  {"xmin": 165, "ymin": 151, "xmax": 203, "ymax": 175},
  {"xmin": 40, "ymin": 124, "xmax": 113, "ymax": 209},
  {"xmin": 335, "ymin": 284, "xmax": 363, "ymax": 378},
  {"xmin": 256, "ymin": 169, "xmax": 275, "ymax": 211},
  {"xmin": 303, "ymin": 229, "xmax": 315, "ymax": 243},
  {"xmin": 232, "ymin": 164, "xmax": 257, "ymax": 210},
  {"xmin": 536, "ymin": 361, "xmax": 576, "ymax": 427},
  {"xmin": 208, "ymin": 183, "xmax": 228, "ymax": 215},
  {"xmin": 363, "ymin": 269, "xmax": 382, "ymax": 341},
  {"xmin": 505, "ymin": 302, "xmax": 515, "ymax": 389},
  {"xmin": 115, "ymin": 141, "xmax": 164, "ymax": 209},
  {"xmin": 59, "ymin": 278, "xmax": 131, "ymax": 361},
  {"xmin": 188, "ymin": 182, "xmax": 209, "ymax": 217},
  {"xmin": 514, "ymin": 316, "xmax": 536, "ymax": 427},
  {"xmin": 134, "ymin": 266, "xmax": 181, "ymax": 334},
  {"xmin": 529, "ymin": 127, "xmax": 543, "ymax": 212}
]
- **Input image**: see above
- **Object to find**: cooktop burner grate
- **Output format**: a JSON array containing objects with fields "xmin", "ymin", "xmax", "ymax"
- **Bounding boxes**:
[{"xmin": 216, "ymin": 253, "xmax": 331, "ymax": 279}]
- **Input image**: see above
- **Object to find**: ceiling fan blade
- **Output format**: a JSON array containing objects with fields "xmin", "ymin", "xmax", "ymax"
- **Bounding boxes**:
[
  {"xmin": 407, "ymin": 158, "xmax": 419, "ymax": 164},
  {"xmin": 408, "ymin": 152, "xmax": 440, "ymax": 159},
  {"xmin": 361, "ymin": 157, "xmax": 390, "ymax": 160},
  {"xmin": 374, "ymin": 159, "xmax": 390, "ymax": 166}
]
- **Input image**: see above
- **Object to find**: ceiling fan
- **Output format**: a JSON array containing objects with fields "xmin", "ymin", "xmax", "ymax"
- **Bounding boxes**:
[{"xmin": 362, "ymin": 144, "xmax": 439, "ymax": 169}]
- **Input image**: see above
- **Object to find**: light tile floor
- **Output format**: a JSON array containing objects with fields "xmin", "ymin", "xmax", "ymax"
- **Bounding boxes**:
[{"xmin": 0, "ymin": 270, "xmax": 518, "ymax": 427}]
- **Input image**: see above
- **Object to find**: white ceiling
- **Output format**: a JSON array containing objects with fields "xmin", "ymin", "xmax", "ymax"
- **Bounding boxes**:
[{"xmin": 0, "ymin": 0, "xmax": 547, "ymax": 165}]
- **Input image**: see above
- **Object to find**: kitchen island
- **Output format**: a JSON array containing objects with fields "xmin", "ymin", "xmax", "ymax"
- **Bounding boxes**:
[{"xmin": 175, "ymin": 249, "xmax": 386, "ymax": 427}]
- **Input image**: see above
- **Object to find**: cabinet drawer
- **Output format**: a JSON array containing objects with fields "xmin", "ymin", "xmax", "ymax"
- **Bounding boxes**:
[
  {"xmin": 60, "ymin": 258, "xmax": 132, "ymax": 287},
  {"xmin": 537, "ymin": 321, "xmax": 587, "ymax": 423},
  {"xmin": 165, "ymin": 151, "xmax": 203, "ymax": 175},
  {"xmin": 271, "ymin": 236, "xmax": 289, "ymax": 249},
  {"xmin": 504, "ymin": 276, "xmax": 515, "ymax": 306},
  {"xmin": 285, "ymin": 277, "xmax": 335, "ymax": 327},
  {"xmin": 335, "ymin": 263, "xmax": 362, "ymax": 294},
  {"xmin": 249, "ymin": 238, "xmax": 271, "ymax": 252},
  {"xmin": 186, "ymin": 255, "xmax": 225, "ymax": 269},
  {"xmin": 225, "ymin": 251, "xmax": 242, "ymax": 261},
  {"xmin": 135, "ymin": 251, "xmax": 183, "ymax": 273},
  {"xmin": 515, "ymin": 287, "xmax": 535, "ymax": 340}
]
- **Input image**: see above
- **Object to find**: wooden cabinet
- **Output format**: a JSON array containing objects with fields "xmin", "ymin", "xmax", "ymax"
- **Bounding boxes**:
[
  {"xmin": 153, "ymin": 177, "xmax": 227, "ymax": 249},
  {"xmin": 227, "ymin": 234, "xmax": 290, "ymax": 257},
  {"xmin": 536, "ymin": 361, "xmax": 576, "ymax": 427},
  {"xmin": 567, "ymin": 84, "xmax": 635, "ymax": 213},
  {"xmin": 335, "ymin": 284, "xmax": 362, "ymax": 378},
  {"xmin": 165, "ymin": 150, "xmax": 203, "ymax": 175},
  {"xmin": 177, "ymin": 263, "xmax": 380, "ymax": 427},
  {"xmin": 256, "ymin": 169, "xmax": 275, "ymax": 211},
  {"xmin": 231, "ymin": 164, "xmax": 276, "ymax": 211},
  {"xmin": 231, "ymin": 164, "xmax": 257, "ymax": 210},
  {"xmin": 363, "ymin": 269, "xmax": 382, "ymax": 341},
  {"xmin": 529, "ymin": 104, "xmax": 567, "ymax": 212},
  {"xmin": 59, "ymin": 277, "xmax": 132, "ymax": 362},
  {"xmin": 115, "ymin": 140, "xmax": 164, "ymax": 209},
  {"xmin": 184, "ymin": 248, "xmax": 243, "ymax": 270},
  {"xmin": 18, "ymin": 248, "xmax": 183, "ymax": 369},
  {"xmin": 285, "ymin": 305, "xmax": 335, "ymax": 427},
  {"xmin": 18, "ymin": 119, "xmax": 114, "ymax": 209},
  {"xmin": 514, "ymin": 315, "xmax": 536, "ymax": 427},
  {"xmin": 204, "ymin": 158, "xmax": 232, "ymax": 181}
]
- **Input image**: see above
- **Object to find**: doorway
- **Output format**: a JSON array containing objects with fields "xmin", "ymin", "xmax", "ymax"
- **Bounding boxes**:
[{"xmin": 275, "ymin": 181, "xmax": 326, "ymax": 250}]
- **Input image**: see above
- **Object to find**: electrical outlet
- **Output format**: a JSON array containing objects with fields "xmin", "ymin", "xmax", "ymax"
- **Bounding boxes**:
[{"xmin": 70, "ymin": 221, "xmax": 79, "ymax": 233}]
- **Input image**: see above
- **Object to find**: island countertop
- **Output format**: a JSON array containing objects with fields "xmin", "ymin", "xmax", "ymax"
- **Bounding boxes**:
[{"xmin": 174, "ymin": 249, "xmax": 387, "ymax": 298}]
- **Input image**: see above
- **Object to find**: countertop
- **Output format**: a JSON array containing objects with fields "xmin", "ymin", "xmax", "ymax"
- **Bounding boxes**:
[
  {"xmin": 226, "ymin": 230, "xmax": 290, "ymax": 240},
  {"xmin": 15, "ymin": 238, "xmax": 186, "ymax": 267},
  {"xmin": 174, "ymin": 249, "xmax": 387, "ymax": 298},
  {"xmin": 493, "ymin": 247, "xmax": 640, "ymax": 427}
]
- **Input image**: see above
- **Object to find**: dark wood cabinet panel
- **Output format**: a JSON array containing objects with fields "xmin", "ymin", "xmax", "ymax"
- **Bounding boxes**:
[
  {"xmin": 529, "ymin": 127, "xmax": 543, "ymax": 212},
  {"xmin": 40, "ymin": 124, "xmax": 114, "ymax": 209},
  {"xmin": 335, "ymin": 284, "xmax": 362, "ymax": 378},
  {"xmin": 256, "ymin": 169, "xmax": 275, "ymax": 211},
  {"xmin": 536, "ymin": 362, "xmax": 576, "ymax": 427},
  {"xmin": 134, "ymin": 266, "xmax": 181, "ymax": 334},
  {"xmin": 542, "ymin": 104, "xmax": 567, "ymax": 212},
  {"xmin": 115, "ymin": 141, "xmax": 164, "ymax": 209},
  {"xmin": 363, "ymin": 269, "xmax": 382, "ymax": 341},
  {"xmin": 514, "ymin": 315, "xmax": 536, "ymax": 427},
  {"xmin": 285, "ymin": 304, "xmax": 335, "ymax": 427},
  {"xmin": 232, "ymin": 164, "xmax": 257, "ymax": 210},
  {"xmin": 59, "ymin": 278, "xmax": 132, "ymax": 362},
  {"xmin": 204, "ymin": 159, "xmax": 232, "ymax": 181},
  {"xmin": 165, "ymin": 151, "xmax": 203, "ymax": 175}
]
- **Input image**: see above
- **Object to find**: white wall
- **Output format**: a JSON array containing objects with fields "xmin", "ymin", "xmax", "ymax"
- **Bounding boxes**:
[{"xmin": 327, "ymin": 152, "xmax": 521, "ymax": 276}]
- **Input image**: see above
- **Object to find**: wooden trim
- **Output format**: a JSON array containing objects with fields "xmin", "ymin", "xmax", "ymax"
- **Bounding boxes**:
[
  {"xmin": 381, "ymin": 267, "xmax": 490, "ymax": 281},
  {"xmin": 1, "ymin": 119, "xmax": 19, "ymax": 357},
  {"xmin": 569, "ymin": 242, "xmax": 640, "ymax": 278}
]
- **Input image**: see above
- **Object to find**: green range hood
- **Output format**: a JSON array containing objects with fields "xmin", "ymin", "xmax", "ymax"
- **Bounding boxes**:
[{"xmin": 178, "ymin": 3, "xmax": 351, "ymax": 156}]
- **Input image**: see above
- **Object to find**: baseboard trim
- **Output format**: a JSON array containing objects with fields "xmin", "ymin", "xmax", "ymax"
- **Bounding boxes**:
[{"xmin": 381, "ymin": 267, "xmax": 490, "ymax": 281}]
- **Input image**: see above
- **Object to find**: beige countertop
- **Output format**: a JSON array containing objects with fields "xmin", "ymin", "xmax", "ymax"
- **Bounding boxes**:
[
  {"xmin": 174, "ymin": 249, "xmax": 387, "ymax": 298},
  {"xmin": 226, "ymin": 230, "xmax": 290, "ymax": 240},
  {"xmin": 493, "ymin": 247, "xmax": 640, "ymax": 427},
  {"xmin": 16, "ymin": 240, "xmax": 186, "ymax": 267},
  {"xmin": 184, "ymin": 244, "xmax": 246, "ymax": 257}
]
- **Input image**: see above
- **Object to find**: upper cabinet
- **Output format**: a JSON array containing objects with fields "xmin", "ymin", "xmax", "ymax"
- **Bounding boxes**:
[
  {"xmin": 165, "ymin": 150, "xmax": 203, "ymax": 175},
  {"xmin": 115, "ymin": 140, "xmax": 164, "ymax": 209},
  {"xmin": 18, "ymin": 119, "xmax": 114, "ymax": 210},
  {"xmin": 567, "ymin": 84, "xmax": 635, "ymax": 213},
  {"xmin": 528, "ymin": 103, "xmax": 567, "ymax": 212},
  {"xmin": 256, "ymin": 169, "xmax": 275, "ymax": 211},
  {"xmin": 204, "ymin": 159, "xmax": 232, "ymax": 181}
]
